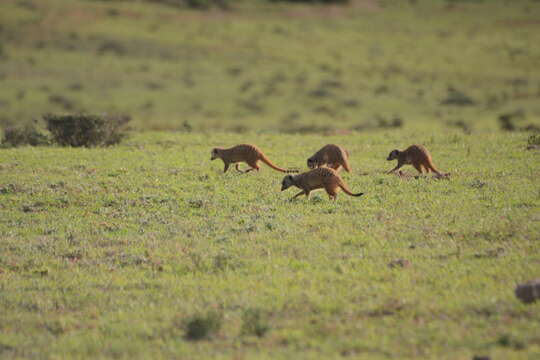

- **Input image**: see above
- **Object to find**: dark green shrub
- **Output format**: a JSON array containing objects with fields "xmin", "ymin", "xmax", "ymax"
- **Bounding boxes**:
[
  {"xmin": 527, "ymin": 133, "xmax": 540, "ymax": 149},
  {"xmin": 44, "ymin": 114, "xmax": 130, "ymax": 147},
  {"xmin": 498, "ymin": 111, "xmax": 521, "ymax": 131},
  {"xmin": 440, "ymin": 87, "xmax": 475, "ymax": 106},
  {"xmin": 1, "ymin": 124, "xmax": 50, "ymax": 147},
  {"xmin": 184, "ymin": 311, "xmax": 222, "ymax": 340},
  {"xmin": 241, "ymin": 309, "xmax": 270, "ymax": 337}
]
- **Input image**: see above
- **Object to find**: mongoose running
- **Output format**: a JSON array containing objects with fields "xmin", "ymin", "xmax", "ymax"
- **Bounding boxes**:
[
  {"xmin": 211, "ymin": 144, "xmax": 298, "ymax": 173},
  {"xmin": 281, "ymin": 167, "xmax": 364, "ymax": 201},
  {"xmin": 307, "ymin": 144, "xmax": 351, "ymax": 172},
  {"xmin": 386, "ymin": 144, "xmax": 445, "ymax": 176}
]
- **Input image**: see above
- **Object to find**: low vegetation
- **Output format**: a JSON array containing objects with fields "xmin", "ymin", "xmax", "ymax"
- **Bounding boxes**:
[
  {"xmin": 183, "ymin": 311, "xmax": 223, "ymax": 340},
  {"xmin": 44, "ymin": 114, "xmax": 130, "ymax": 147},
  {"xmin": 1, "ymin": 114, "xmax": 130, "ymax": 147},
  {"xmin": 0, "ymin": 0, "xmax": 539, "ymax": 358},
  {"xmin": 1, "ymin": 123, "xmax": 49, "ymax": 147},
  {"xmin": 0, "ymin": 131, "xmax": 539, "ymax": 359}
]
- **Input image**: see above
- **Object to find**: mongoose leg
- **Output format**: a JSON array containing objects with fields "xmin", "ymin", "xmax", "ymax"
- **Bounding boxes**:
[
  {"xmin": 244, "ymin": 161, "xmax": 260, "ymax": 173},
  {"xmin": 413, "ymin": 163, "xmax": 423, "ymax": 174},
  {"xmin": 223, "ymin": 163, "xmax": 230, "ymax": 173},
  {"xmin": 387, "ymin": 161, "xmax": 404, "ymax": 174},
  {"xmin": 325, "ymin": 185, "xmax": 338, "ymax": 200},
  {"xmin": 292, "ymin": 190, "xmax": 306, "ymax": 199},
  {"xmin": 235, "ymin": 163, "xmax": 245, "ymax": 173}
]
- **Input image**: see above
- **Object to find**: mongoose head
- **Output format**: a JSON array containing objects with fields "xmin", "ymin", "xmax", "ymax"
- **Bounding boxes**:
[
  {"xmin": 307, "ymin": 157, "xmax": 317, "ymax": 169},
  {"xmin": 387, "ymin": 149, "xmax": 400, "ymax": 161},
  {"xmin": 210, "ymin": 148, "xmax": 220, "ymax": 160},
  {"xmin": 281, "ymin": 175, "xmax": 295, "ymax": 191}
]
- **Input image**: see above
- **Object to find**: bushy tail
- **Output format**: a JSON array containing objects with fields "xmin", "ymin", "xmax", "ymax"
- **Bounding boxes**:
[
  {"xmin": 338, "ymin": 181, "xmax": 364, "ymax": 197},
  {"xmin": 260, "ymin": 154, "xmax": 298, "ymax": 173}
]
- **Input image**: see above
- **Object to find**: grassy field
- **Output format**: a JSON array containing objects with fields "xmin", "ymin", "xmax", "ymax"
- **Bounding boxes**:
[
  {"xmin": 1, "ymin": 0, "xmax": 540, "ymax": 359},
  {"xmin": 0, "ymin": 0, "xmax": 539, "ymax": 132},
  {"xmin": 1, "ymin": 131, "xmax": 539, "ymax": 359}
]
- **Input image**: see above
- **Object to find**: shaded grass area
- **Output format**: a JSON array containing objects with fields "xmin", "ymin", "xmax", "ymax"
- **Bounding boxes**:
[
  {"xmin": 0, "ymin": 131, "xmax": 539, "ymax": 359},
  {"xmin": 0, "ymin": 0, "xmax": 539, "ymax": 132}
]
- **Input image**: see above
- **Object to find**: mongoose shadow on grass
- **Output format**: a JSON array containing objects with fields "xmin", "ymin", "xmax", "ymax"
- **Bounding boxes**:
[{"xmin": 391, "ymin": 170, "xmax": 451, "ymax": 180}]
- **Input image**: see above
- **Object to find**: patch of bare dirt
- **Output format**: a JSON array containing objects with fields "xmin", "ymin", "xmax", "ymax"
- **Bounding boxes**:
[{"xmin": 392, "ymin": 170, "xmax": 450, "ymax": 180}]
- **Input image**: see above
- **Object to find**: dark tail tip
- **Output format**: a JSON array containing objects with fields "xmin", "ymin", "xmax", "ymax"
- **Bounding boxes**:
[{"xmin": 354, "ymin": 192, "xmax": 364, "ymax": 197}]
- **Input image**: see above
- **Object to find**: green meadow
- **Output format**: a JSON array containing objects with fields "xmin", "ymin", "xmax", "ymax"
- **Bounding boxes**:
[
  {"xmin": 1, "ymin": 131, "xmax": 539, "ymax": 359},
  {"xmin": 1, "ymin": 0, "xmax": 540, "ymax": 359}
]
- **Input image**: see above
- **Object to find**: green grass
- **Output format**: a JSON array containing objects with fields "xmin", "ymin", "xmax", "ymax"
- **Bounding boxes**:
[
  {"xmin": 1, "ymin": 131, "xmax": 539, "ymax": 359},
  {"xmin": 1, "ymin": 0, "xmax": 540, "ymax": 358},
  {"xmin": 0, "ymin": 0, "xmax": 539, "ymax": 132}
]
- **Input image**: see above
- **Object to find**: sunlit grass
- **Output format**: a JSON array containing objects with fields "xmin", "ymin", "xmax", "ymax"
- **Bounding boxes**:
[{"xmin": 0, "ymin": 131, "xmax": 539, "ymax": 358}]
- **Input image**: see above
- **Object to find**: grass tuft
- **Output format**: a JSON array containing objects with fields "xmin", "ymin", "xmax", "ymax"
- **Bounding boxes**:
[
  {"xmin": 184, "ymin": 311, "xmax": 223, "ymax": 341},
  {"xmin": 241, "ymin": 308, "xmax": 270, "ymax": 338}
]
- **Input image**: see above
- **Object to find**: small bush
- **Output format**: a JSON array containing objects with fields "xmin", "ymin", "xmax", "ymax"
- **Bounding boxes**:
[
  {"xmin": 97, "ymin": 40, "xmax": 125, "ymax": 56},
  {"xmin": 44, "ymin": 114, "xmax": 130, "ymax": 147},
  {"xmin": 241, "ymin": 309, "xmax": 270, "ymax": 337},
  {"xmin": 527, "ymin": 133, "xmax": 540, "ymax": 150},
  {"xmin": 440, "ymin": 86, "xmax": 475, "ymax": 106},
  {"xmin": 1, "ymin": 124, "xmax": 49, "ymax": 147},
  {"xmin": 184, "ymin": 311, "xmax": 222, "ymax": 340},
  {"xmin": 528, "ymin": 133, "xmax": 540, "ymax": 146},
  {"xmin": 498, "ymin": 110, "xmax": 524, "ymax": 131}
]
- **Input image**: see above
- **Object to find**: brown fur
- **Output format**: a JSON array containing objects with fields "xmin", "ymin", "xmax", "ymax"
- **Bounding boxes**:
[
  {"xmin": 307, "ymin": 144, "xmax": 351, "ymax": 172},
  {"xmin": 281, "ymin": 167, "xmax": 363, "ymax": 201},
  {"xmin": 386, "ymin": 144, "xmax": 446, "ymax": 176},
  {"xmin": 211, "ymin": 144, "xmax": 298, "ymax": 173}
]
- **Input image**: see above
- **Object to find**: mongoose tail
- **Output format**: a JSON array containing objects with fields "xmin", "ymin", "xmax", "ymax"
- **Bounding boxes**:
[
  {"xmin": 260, "ymin": 154, "xmax": 298, "ymax": 173},
  {"xmin": 338, "ymin": 182, "xmax": 364, "ymax": 197}
]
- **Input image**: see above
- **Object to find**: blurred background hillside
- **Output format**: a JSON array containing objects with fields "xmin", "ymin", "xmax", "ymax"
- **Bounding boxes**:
[{"xmin": 1, "ymin": 0, "xmax": 539, "ymax": 133}]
